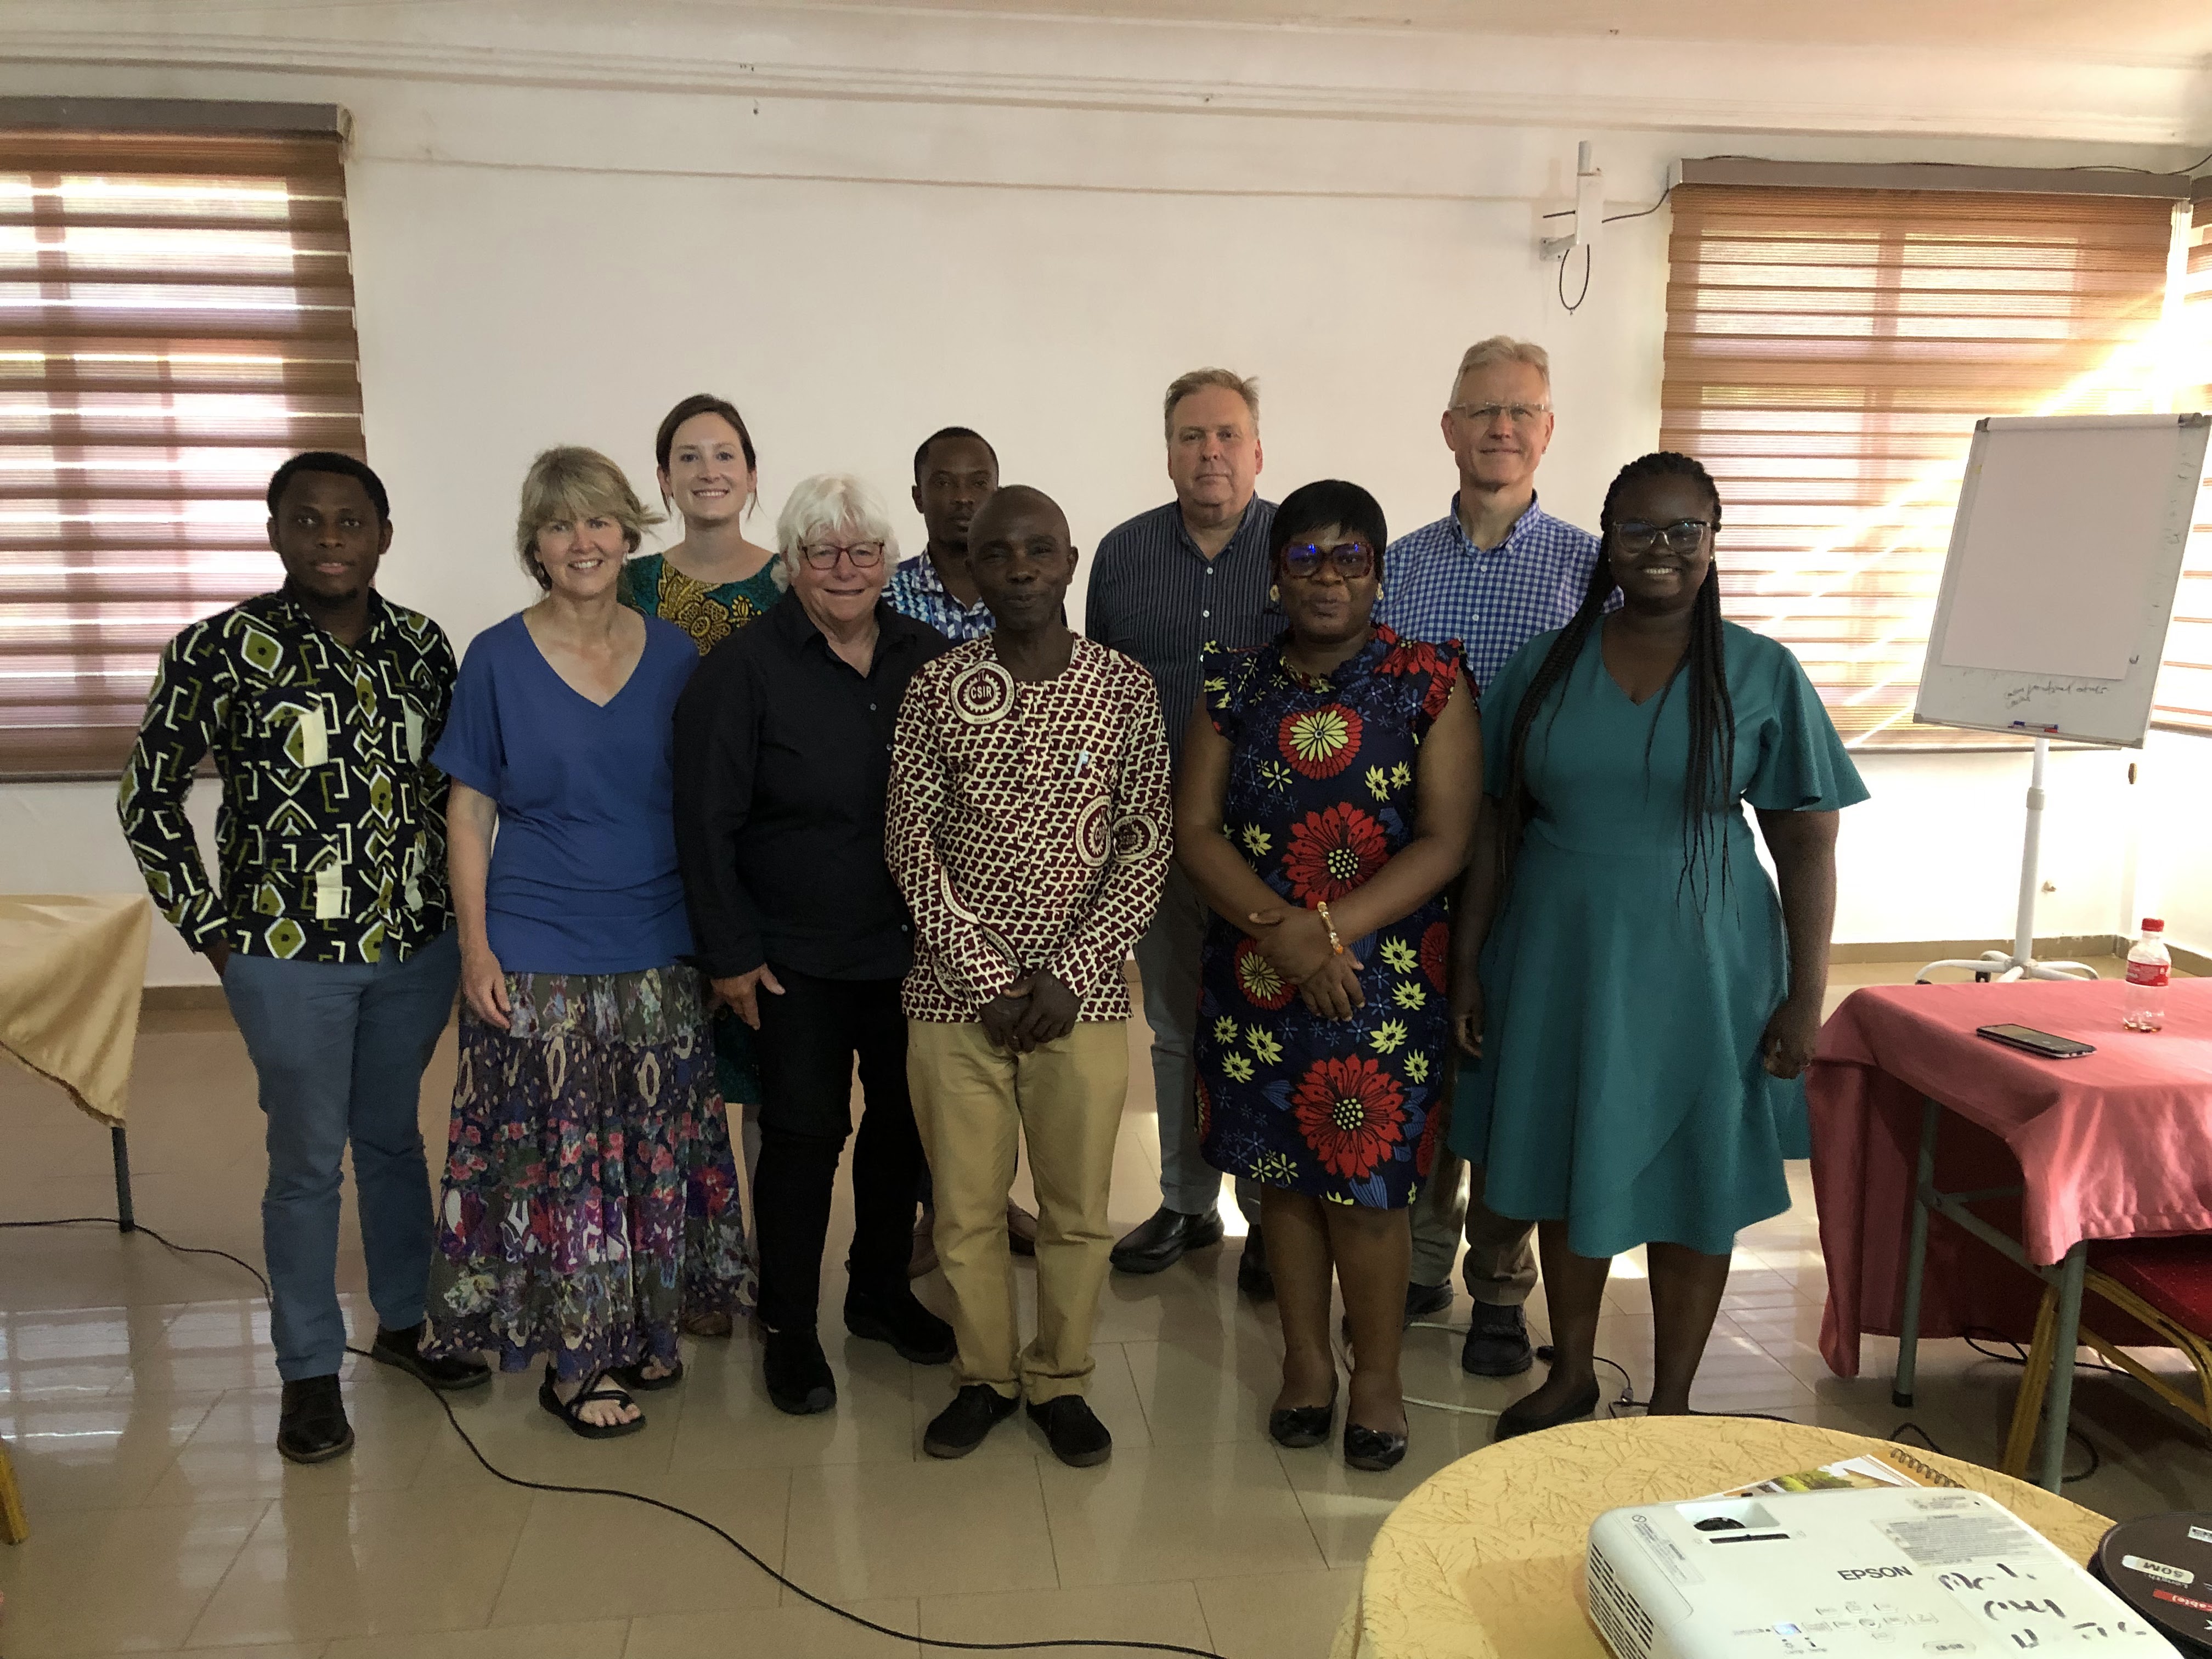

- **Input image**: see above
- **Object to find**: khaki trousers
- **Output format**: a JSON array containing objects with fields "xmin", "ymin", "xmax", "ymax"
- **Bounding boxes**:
[{"xmin": 907, "ymin": 1019, "xmax": 1127, "ymax": 1403}]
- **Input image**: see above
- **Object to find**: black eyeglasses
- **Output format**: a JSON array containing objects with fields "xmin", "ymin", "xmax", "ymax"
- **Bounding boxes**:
[
  {"xmin": 798, "ymin": 540, "xmax": 885, "ymax": 571},
  {"xmin": 1613, "ymin": 520, "xmax": 1711, "ymax": 554},
  {"xmin": 1280, "ymin": 541, "xmax": 1375, "ymax": 580}
]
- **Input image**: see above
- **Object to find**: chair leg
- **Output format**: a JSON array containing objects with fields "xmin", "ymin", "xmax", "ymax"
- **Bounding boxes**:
[
  {"xmin": 0, "ymin": 1435, "xmax": 27, "ymax": 1544},
  {"xmin": 2002, "ymin": 1287, "xmax": 2059, "ymax": 1481}
]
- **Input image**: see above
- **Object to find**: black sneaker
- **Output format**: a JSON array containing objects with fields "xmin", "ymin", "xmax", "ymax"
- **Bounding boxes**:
[
  {"xmin": 843, "ymin": 1285, "xmax": 957, "ymax": 1365},
  {"xmin": 1235, "ymin": 1226, "xmax": 1274, "ymax": 1300},
  {"xmin": 1460, "ymin": 1301, "xmax": 1535, "ymax": 1377},
  {"xmin": 923, "ymin": 1384, "xmax": 1019, "ymax": 1458},
  {"xmin": 276, "ymin": 1373, "xmax": 354, "ymax": 1464},
  {"xmin": 369, "ymin": 1323, "xmax": 492, "ymax": 1391},
  {"xmin": 1027, "ymin": 1395, "xmax": 1112, "ymax": 1467},
  {"xmin": 763, "ymin": 1327, "xmax": 837, "ymax": 1415}
]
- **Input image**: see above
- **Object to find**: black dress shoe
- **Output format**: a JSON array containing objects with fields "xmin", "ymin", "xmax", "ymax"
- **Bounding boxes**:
[
  {"xmin": 1235, "ymin": 1226, "xmax": 1274, "ymax": 1300},
  {"xmin": 276, "ymin": 1374, "xmax": 354, "ymax": 1464},
  {"xmin": 1028, "ymin": 1395, "xmax": 1113, "ymax": 1466},
  {"xmin": 1268, "ymin": 1389, "xmax": 1338, "ymax": 1450},
  {"xmin": 1343, "ymin": 1422, "xmax": 1408, "ymax": 1472},
  {"xmin": 1492, "ymin": 1379, "xmax": 1603, "ymax": 1442},
  {"xmin": 368, "ymin": 1323, "xmax": 492, "ymax": 1391},
  {"xmin": 923, "ymin": 1384, "xmax": 1020, "ymax": 1458},
  {"xmin": 1460, "ymin": 1301, "xmax": 1534, "ymax": 1376},
  {"xmin": 1109, "ymin": 1205, "xmax": 1224, "ymax": 1274},
  {"xmin": 844, "ymin": 1285, "xmax": 957, "ymax": 1365},
  {"xmin": 763, "ymin": 1327, "xmax": 837, "ymax": 1415}
]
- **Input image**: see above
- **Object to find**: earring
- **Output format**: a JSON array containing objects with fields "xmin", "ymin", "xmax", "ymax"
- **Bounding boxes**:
[
  {"xmin": 1375, "ymin": 583, "xmax": 1385, "ymax": 602},
  {"xmin": 1268, "ymin": 584, "xmax": 1279, "ymax": 603}
]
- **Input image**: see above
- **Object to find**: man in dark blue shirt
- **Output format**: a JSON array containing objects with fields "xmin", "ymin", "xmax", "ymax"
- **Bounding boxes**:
[{"xmin": 1084, "ymin": 368, "xmax": 1280, "ymax": 1293}]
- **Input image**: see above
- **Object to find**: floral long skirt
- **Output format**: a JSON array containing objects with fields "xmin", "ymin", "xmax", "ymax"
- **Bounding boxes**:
[{"xmin": 422, "ymin": 964, "xmax": 756, "ymax": 1381}]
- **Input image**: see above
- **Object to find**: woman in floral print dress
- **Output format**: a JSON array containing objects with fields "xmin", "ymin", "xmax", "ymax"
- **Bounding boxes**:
[{"xmin": 1177, "ymin": 480, "xmax": 1479, "ymax": 1472}]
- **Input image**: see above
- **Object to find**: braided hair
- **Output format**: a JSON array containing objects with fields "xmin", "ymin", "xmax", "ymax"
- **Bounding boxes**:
[{"xmin": 1500, "ymin": 450, "xmax": 1735, "ymax": 904}]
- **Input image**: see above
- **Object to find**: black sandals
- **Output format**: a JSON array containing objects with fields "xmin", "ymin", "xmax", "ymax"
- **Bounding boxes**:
[{"xmin": 538, "ymin": 1367, "xmax": 646, "ymax": 1438}]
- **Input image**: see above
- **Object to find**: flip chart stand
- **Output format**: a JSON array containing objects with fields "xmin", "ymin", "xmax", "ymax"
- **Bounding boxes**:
[{"xmin": 1916, "ymin": 735, "xmax": 2097, "ymax": 985}]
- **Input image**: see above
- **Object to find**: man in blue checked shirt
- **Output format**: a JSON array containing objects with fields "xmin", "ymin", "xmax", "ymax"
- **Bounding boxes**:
[
  {"xmin": 886, "ymin": 426, "xmax": 1001, "ymax": 644},
  {"xmin": 1378, "ymin": 335, "xmax": 1602, "ymax": 1381}
]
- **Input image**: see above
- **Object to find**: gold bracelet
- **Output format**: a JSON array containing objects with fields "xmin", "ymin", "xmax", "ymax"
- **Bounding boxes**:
[{"xmin": 1314, "ymin": 900, "xmax": 1345, "ymax": 956}]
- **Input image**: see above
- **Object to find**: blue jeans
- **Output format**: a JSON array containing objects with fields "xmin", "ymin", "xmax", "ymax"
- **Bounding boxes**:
[{"xmin": 222, "ymin": 929, "xmax": 461, "ymax": 1381}]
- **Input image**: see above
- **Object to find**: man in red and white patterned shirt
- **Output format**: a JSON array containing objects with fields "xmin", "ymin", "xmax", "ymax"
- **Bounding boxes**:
[{"xmin": 887, "ymin": 486, "xmax": 1173, "ymax": 1468}]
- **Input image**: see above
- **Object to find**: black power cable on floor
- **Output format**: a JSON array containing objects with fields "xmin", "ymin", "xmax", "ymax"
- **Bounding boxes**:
[{"xmin": 1, "ymin": 1216, "xmax": 1225, "ymax": 1658}]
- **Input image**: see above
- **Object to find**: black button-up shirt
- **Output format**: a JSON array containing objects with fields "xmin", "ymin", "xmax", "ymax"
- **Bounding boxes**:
[
  {"xmin": 1083, "ymin": 496, "xmax": 1279, "ymax": 769},
  {"xmin": 674, "ymin": 592, "xmax": 950, "ymax": 981},
  {"xmin": 117, "ymin": 587, "xmax": 456, "ymax": 964}
]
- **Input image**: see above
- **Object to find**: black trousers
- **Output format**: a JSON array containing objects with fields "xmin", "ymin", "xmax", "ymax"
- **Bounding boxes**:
[{"xmin": 751, "ymin": 965, "xmax": 923, "ymax": 1333}]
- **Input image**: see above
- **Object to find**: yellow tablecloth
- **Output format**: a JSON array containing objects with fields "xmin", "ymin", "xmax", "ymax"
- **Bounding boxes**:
[
  {"xmin": 0, "ymin": 893, "xmax": 152, "ymax": 1127},
  {"xmin": 1331, "ymin": 1416, "xmax": 2111, "ymax": 1659}
]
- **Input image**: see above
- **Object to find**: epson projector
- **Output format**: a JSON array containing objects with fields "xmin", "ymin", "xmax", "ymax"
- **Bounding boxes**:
[{"xmin": 1585, "ymin": 1486, "xmax": 2167, "ymax": 1657}]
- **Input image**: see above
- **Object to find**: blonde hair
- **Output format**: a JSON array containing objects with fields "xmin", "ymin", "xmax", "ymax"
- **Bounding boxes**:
[
  {"xmin": 775, "ymin": 473, "xmax": 900, "ymax": 564},
  {"xmin": 1449, "ymin": 336, "xmax": 1551, "ymax": 404},
  {"xmin": 1163, "ymin": 368, "xmax": 1260, "ymax": 441},
  {"xmin": 515, "ymin": 446, "xmax": 664, "ymax": 588}
]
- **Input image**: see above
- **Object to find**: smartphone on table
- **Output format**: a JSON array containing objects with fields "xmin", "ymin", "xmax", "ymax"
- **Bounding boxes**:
[{"xmin": 1976, "ymin": 1023, "xmax": 2096, "ymax": 1060}]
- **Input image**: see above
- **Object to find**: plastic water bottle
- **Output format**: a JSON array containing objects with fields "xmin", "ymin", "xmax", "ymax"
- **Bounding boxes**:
[{"xmin": 2124, "ymin": 918, "xmax": 2170, "ymax": 1032}]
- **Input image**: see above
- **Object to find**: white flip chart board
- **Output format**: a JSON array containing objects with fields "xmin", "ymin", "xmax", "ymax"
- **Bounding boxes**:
[{"xmin": 1914, "ymin": 413, "xmax": 2210, "ymax": 747}]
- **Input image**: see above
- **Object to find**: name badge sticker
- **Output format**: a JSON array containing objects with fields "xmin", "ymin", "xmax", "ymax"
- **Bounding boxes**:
[{"xmin": 296, "ymin": 707, "xmax": 328, "ymax": 768}]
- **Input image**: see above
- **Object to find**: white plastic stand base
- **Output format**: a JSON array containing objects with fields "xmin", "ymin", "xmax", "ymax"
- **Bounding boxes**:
[{"xmin": 1914, "ymin": 735, "xmax": 2102, "ymax": 987}]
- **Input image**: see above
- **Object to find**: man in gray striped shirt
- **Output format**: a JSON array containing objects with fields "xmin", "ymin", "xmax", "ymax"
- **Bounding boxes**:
[{"xmin": 1084, "ymin": 367, "xmax": 1281, "ymax": 1294}]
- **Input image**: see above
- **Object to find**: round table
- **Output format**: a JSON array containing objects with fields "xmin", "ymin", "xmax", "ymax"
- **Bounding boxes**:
[{"xmin": 1329, "ymin": 1417, "xmax": 2112, "ymax": 1659}]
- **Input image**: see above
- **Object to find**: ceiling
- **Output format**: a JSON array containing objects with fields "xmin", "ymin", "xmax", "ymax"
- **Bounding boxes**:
[{"xmin": 818, "ymin": 0, "xmax": 2212, "ymax": 58}]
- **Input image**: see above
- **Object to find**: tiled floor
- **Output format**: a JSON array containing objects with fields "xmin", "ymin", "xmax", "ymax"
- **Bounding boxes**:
[{"xmin": 5, "ymin": 963, "xmax": 2211, "ymax": 1658}]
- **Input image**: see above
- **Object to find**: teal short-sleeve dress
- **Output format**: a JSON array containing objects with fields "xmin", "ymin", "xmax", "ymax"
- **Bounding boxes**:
[{"xmin": 1448, "ymin": 621, "xmax": 1867, "ymax": 1260}]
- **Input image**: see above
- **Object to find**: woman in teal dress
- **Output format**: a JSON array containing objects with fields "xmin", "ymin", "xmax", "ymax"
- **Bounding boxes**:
[
  {"xmin": 1448, "ymin": 452, "xmax": 1866, "ymax": 1440},
  {"xmin": 618, "ymin": 393, "xmax": 785, "ymax": 1337}
]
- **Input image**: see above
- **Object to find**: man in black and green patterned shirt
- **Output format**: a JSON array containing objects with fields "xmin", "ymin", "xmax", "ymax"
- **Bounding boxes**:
[{"xmin": 118, "ymin": 452, "xmax": 488, "ymax": 1464}]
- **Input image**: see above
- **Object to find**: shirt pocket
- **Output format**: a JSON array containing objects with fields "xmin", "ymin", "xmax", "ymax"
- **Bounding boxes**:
[{"xmin": 249, "ymin": 687, "xmax": 331, "ymax": 772}]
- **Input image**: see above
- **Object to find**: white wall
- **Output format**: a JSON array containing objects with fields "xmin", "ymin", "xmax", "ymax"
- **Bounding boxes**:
[{"xmin": 4, "ymin": 1, "xmax": 2209, "ymax": 979}]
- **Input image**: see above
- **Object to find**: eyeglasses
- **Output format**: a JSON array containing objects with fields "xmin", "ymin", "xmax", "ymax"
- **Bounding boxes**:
[
  {"xmin": 1613, "ymin": 520, "xmax": 1712, "ymax": 553},
  {"xmin": 798, "ymin": 541, "xmax": 884, "ymax": 571},
  {"xmin": 1449, "ymin": 402, "xmax": 1551, "ymax": 427},
  {"xmin": 1280, "ymin": 541, "xmax": 1375, "ymax": 580}
]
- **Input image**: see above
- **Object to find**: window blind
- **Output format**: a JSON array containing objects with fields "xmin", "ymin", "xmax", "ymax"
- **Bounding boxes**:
[
  {"xmin": 0, "ymin": 128, "xmax": 359, "ymax": 778},
  {"xmin": 1660, "ymin": 183, "xmax": 2179, "ymax": 749},
  {"xmin": 2151, "ymin": 192, "xmax": 2212, "ymax": 736}
]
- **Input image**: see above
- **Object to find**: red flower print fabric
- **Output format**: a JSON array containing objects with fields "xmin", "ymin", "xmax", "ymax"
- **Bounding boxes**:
[
  {"xmin": 1282, "ymin": 803, "xmax": 1390, "ymax": 905},
  {"xmin": 1278, "ymin": 703, "xmax": 1364, "ymax": 778},
  {"xmin": 1291, "ymin": 1056, "xmax": 1407, "ymax": 1180},
  {"xmin": 1189, "ymin": 627, "xmax": 1464, "ymax": 1210}
]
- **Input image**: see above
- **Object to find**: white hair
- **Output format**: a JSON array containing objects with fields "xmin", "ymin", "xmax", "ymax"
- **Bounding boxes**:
[
  {"xmin": 775, "ymin": 473, "xmax": 900, "ymax": 563},
  {"xmin": 1449, "ymin": 335, "xmax": 1552, "ymax": 404}
]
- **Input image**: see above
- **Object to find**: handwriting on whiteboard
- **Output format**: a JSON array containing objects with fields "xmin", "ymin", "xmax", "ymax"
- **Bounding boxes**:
[{"xmin": 2004, "ymin": 681, "xmax": 2112, "ymax": 709}]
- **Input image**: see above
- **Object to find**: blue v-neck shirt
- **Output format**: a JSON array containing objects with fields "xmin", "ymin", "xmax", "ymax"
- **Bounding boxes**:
[{"xmin": 433, "ymin": 611, "xmax": 700, "ymax": 975}]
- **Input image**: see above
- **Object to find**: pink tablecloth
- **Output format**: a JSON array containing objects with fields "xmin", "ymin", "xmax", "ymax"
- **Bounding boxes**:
[{"xmin": 1809, "ymin": 978, "xmax": 2212, "ymax": 1378}]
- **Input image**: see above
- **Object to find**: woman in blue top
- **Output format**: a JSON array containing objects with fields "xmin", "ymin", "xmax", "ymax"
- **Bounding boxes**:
[
  {"xmin": 1448, "ymin": 452, "xmax": 1866, "ymax": 1441},
  {"xmin": 422, "ymin": 446, "xmax": 754, "ymax": 1437}
]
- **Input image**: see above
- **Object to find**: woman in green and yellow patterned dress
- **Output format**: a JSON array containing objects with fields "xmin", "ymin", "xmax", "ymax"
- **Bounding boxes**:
[{"xmin": 618, "ymin": 392, "xmax": 785, "ymax": 1336}]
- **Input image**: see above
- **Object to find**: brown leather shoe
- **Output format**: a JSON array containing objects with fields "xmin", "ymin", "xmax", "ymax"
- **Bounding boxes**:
[{"xmin": 1007, "ymin": 1200, "xmax": 1040, "ymax": 1257}]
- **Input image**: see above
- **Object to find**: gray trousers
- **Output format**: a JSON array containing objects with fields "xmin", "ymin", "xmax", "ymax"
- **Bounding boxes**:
[
  {"xmin": 1408, "ymin": 1086, "xmax": 1539, "ymax": 1305},
  {"xmin": 1135, "ymin": 864, "xmax": 1260, "ymax": 1222}
]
